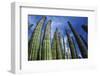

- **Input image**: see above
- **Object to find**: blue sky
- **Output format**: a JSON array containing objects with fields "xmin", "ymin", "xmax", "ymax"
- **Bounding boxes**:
[
  {"xmin": 28, "ymin": 15, "xmax": 88, "ymax": 41},
  {"xmin": 28, "ymin": 15, "xmax": 88, "ymax": 58}
]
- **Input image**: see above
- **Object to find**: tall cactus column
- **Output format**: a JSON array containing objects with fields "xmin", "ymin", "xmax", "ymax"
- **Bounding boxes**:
[
  {"xmin": 28, "ymin": 16, "xmax": 46, "ymax": 60},
  {"xmin": 51, "ymin": 29, "xmax": 63, "ymax": 59},
  {"xmin": 56, "ymin": 29, "xmax": 63, "ymax": 59},
  {"xmin": 67, "ymin": 21, "xmax": 87, "ymax": 58},
  {"xmin": 65, "ymin": 29, "xmax": 77, "ymax": 59},
  {"xmin": 41, "ymin": 20, "xmax": 52, "ymax": 60},
  {"xmin": 51, "ymin": 31, "xmax": 57, "ymax": 59}
]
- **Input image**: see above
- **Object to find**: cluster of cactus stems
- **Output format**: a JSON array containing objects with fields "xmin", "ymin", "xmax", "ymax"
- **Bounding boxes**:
[
  {"xmin": 28, "ymin": 16, "xmax": 88, "ymax": 60},
  {"xmin": 67, "ymin": 21, "xmax": 88, "ymax": 58}
]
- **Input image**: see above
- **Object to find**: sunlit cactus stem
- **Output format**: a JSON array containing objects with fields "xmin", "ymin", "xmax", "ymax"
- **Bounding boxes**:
[
  {"xmin": 28, "ymin": 16, "xmax": 46, "ymax": 60},
  {"xmin": 51, "ymin": 29, "xmax": 63, "ymax": 59},
  {"xmin": 41, "ymin": 20, "xmax": 52, "ymax": 60}
]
